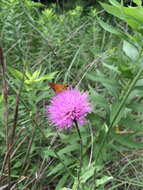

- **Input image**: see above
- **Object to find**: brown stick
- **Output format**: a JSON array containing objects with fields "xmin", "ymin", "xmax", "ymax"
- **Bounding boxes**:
[
  {"xmin": 10, "ymin": 73, "xmax": 25, "ymax": 145},
  {"xmin": 10, "ymin": 135, "xmax": 28, "ymax": 159},
  {"xmin": 22, "ymin": 114, "xmax": 38, "ymax": 170},
  {"xmin": 0, "ymin": 45, "xmax": 10, "ymax": 187},
  {"xmin": 0, "ymin": 127, "xmax": 26, "ymax": 178},
  {"xmin": 10, "ymin": 31, "xmax": 32, "ymax": 145}
]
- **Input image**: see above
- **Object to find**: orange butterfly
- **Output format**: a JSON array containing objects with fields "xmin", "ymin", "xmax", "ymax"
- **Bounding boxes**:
[{"xmin": 49, "ymin": 83, "xmax": 70, "ymax": 94}]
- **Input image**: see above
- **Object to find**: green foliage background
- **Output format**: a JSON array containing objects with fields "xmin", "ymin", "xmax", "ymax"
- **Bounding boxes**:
[{"xmin": 0, "ymin": 0, "xmax": 143, "ymax": 189}]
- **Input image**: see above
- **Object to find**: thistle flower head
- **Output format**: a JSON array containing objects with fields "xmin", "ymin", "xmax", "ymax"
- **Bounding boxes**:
[{"xmin": 47, "ymin": 88, "xmax": 91, "ymax": 130}]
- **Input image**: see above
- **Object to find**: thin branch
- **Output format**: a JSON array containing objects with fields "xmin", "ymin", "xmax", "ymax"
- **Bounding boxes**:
[
  {"xmin": 11, "ymin": 31, "xmax": 32, "ymax": 145},
  {"xmin": 0, "ymin": 45, "xmax": 10, "ymax": 187},
  {"xmin": 0, "ymin": 127, "xmax": 26, "ymax": 179},
  {"xmin": 11, "ymin": 29, "xmax": 33, "ymax": 145},
  {"xmin": 0, "ymin": 184, "xmax": 9, "ymax": 190},
  {"xmin": 10, "ymin": 71, "xmax": 25, "ymax": 145},
  {"xmin": 10, "ymin": 135, "xmax": 28, "ymax": 159},
  {"xmin": 22, "ymin": 117, "xmax": 37, "ymax": 170},
  {"xmin": 10, "ymin": 176, "xmax": 26, "ymax": 190}
]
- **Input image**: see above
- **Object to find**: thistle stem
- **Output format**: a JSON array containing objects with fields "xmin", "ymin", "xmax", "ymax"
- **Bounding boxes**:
[{"xmin": 74, "ymin": 120, "xmax": 83, "ymax": 189}]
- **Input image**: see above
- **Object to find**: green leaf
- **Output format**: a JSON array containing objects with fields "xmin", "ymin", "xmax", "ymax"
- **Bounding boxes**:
[
  {"xmin": 47, "ymin": 158, "xmax": 73, "ymax": 177},
  {"xmin": 89, "ymin": 86, "xmax": 109, "ymax": 110},
  {"xmin": 81, "ymin": 164, "xmax": 95, "ymax": 183},
  {"xmin": 123, "ymin": 40, "xmax": 138, "ymax": 60},
  {"xmin": 97, "ymin": 16, "xmax": 127, "ymax": 40},
  {"xmin": 109, "ymin": 0, "xmax": 121, "ymax": 6},
  {"xmin": 8, "ymin": 66, "xmax": 23, "ymax": 81},
  {"xmin": 120, "ymin": 118, "xmax": 141, "ymax": 132},
  {"xmin": 58, "ymin": 144, "xmax": 80, "ymax": 157},
  {"xmin": 100, "ymin": 2, "xmax": 143, "ymax": 34},
  {"xmin": 96, "ymin": 176, "xmax": 113, "ymax": 187},
  {"xmin": 123, "ymin": 7, "xmax": 143, "ymax": 32},
  {"xmin": 43, "ymin": 149, "xmax": 55, "ymax": 158},
  {"xmin": 100, "ymin": 2, "xmax": 124, "ymax": 20},
  {"xmin": 133, "ymin": 0, "xmax": 142, "ymax": 6},
  {"xmin": 127, "ymin": 102, "xmax": 143, "ymax": 112},
  {"xmin": 24, "ymin": 72, "xmax": 57, "ymax": 84},
  {"xmin": 35, "ymin": 91, "xmax": 50, "ymax": 102},
  {"xmin": 72, "ymin": 178, "xmax": 78, "ymax": 190},
  {"xmin": 87, "ymin": 72, "xmax": 120, "ymax": 98},
  {"xmin": 25, "ymin": 0, "xmax": 45, "ymax": 8},
  {"xmin": 13, "ymin": 160, "xmax": 22, "ymax": 169},
  {"xmin": 118, "ymin": 63, "xmax": 134, "ymax": 79},
  {"xmin": 110, "ymin": 101, "xmax": 125, "ymax": 125},
  {"xmin": 108, "ymin": 143, "xmax": 129, "ymax": 152},
  {"xmin": 56, "ymin": 173, "xmax": 69, "ymax": 190},
  {"xmin": 113, "ymin": 134, "xmax": 143, "ymax": 149},
  {"xmin": 31, "ymin": 67, "xmax": 41, "ymax": 80},
  {"xmin": 38, "ymin": 72, "xmax": 58, "ymax": 81},
  {"xmin": 25, "ymin": 69, "xmax": 32, "ymax": 79},
  {"xmin": 102, "ymin": 62, "xmax": 120, "ymax": 74},
  {"xmin": 0, "ymin": 93, "xmax": 4, "ymax": 104},
  {"xmin": 87, "ymin": 112, "xmax": 104, "ymax": 127}
]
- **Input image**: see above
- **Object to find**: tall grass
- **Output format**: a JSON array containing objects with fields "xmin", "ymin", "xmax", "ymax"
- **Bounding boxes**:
[{"xmin": 0, "ymin": 0, "xmax": 143, "ymax": 189}]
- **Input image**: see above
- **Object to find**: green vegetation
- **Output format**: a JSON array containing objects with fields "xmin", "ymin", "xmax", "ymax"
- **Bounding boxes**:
[{"xmin": 0, "ymin": 0, "xmax": 143, "ymax": 189}]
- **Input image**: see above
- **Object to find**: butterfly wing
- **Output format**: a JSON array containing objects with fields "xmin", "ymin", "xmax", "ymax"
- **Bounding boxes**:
[{"xmin": 49, "ymin": 83, "xmax": 69, "ymax": 93}]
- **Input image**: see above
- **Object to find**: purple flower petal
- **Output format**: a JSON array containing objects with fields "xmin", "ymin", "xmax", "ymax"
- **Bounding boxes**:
[{"xmin": 47, "ymin": 88, "xmax": 92, "ymax": 130}]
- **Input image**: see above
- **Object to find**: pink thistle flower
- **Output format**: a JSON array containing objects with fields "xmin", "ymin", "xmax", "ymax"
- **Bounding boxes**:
[{"xmin": 47, "ymin": 88, "xmax": 92, "ymax": 130}]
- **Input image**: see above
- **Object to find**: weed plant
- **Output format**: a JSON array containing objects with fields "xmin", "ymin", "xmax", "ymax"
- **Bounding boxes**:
[{"xmin": 0, "ymin": 0, "xmax": 143, "ymax": 189}]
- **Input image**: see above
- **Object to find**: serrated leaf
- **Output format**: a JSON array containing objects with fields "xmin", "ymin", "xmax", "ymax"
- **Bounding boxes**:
[
  {"xmin": 100, "ymin": 2, "xmax": 143, "ymax": 34},
  {"xmin": 97, "ymin": 16, "xmax": 127, "ymax": 40}
]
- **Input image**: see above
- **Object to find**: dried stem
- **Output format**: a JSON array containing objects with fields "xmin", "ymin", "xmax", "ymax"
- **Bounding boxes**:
[
  {"xmin": 10, "ymin": 71, "xmax": 25, "ymax": 146},
  {"xmin": 11, "ymin": 30, "xmax": 32, "ymax": 145},
  {"xmin": 10, "ymin": 135, "xmax": 28, "ymax": 159},
  {"xmin": 0, "ymin": 45, "xmax": 10, "ymax": 187},
  {"xmin": 22, "ymin": 115, "xmax": 38, "ymax": 170},
  {"xmin": 0, "ymin": 127, "xmax": 26, "ymax": 179}
]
